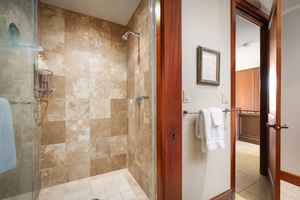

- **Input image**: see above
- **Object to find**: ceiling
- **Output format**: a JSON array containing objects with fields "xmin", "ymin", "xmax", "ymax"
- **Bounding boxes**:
[
  {"xmin": 282, "ymin": 0, "xmax": 300, "ymax": 14},
  {"xmin": 236, "ymin": 16, "xmax": 260, "ymax": 71},
  {"xmin": 40, "ymin": 0, "xmax": 141, "ymax": 26},
  {"xmin": 236, "ymin": 0, "xmax": 300, "ymax": 71}
]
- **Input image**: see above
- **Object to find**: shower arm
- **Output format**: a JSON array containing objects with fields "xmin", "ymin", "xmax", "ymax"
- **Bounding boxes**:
[
  {"xmin": 131, "ymin": 92, "xmax": 149, "ymax": 104},
  {"xmin": 122, "ymin": 31, "xmax": 140, "ymax": 40}
]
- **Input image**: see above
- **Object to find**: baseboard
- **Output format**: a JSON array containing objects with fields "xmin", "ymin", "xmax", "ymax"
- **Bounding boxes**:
[
  {"xmin": 210, "ymin": 189, "xmax": 234, "ymax": 200},
  {"xmin": 281, "ymin": 170, "xmax": 300, "ymax": 187}
]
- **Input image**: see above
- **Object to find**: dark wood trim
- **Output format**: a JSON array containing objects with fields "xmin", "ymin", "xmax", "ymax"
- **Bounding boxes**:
[
  {"xmin": 260, "ymin": 23, "xmax": 268, "ymax": 176},
  {"xmin": 236, "ymin": 9, "xmax": 265, "ymax": 26},
  {"xmin": 156, "ymin": 1, "xmax": 164, "ymax": 198},
  {"xmin": 281, "ymin": 170, "xmax": 300, "ymax": 187},
  {"xmin": 156, "ymin": 0, "xmax": 182, "ymax": 199},
  {"xmin": 230, "ymin": 0, "xmax": 237, "ymax": 189},
  {"xmin": 236, "ymin": 5, "xmax": 268, "ymax": 26},
  {"xmin": 210, "ymin": 189, "xmax": 234, "ymax": 200},
  {"xmin": 236, "ymin": 0, "xmax": 269, "ymax": 22}
]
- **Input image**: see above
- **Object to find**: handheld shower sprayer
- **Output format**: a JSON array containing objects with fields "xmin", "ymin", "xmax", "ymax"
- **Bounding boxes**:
[{"xmin": 122, "ymin": 31, "xmax": 140, "ymax": 40}]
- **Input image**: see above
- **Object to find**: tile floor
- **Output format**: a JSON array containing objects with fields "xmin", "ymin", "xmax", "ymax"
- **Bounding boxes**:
[
  {"xmin": 235, "ymin": 140, "xmax": 271, "ymax": 200},
  {"xmin": 235, "ymin": 140, "xmax": 300, "ymax": 200},
  {"xmin": 281, "ymin": 180, "xmax": 300, "ymax": 200},
  {"xmin": 4, "ymin": 142, "xmax": 300, "ymax": 200},
  {"xmin": 38, "ymin": 169, "xmax": 149, "ymax": 200},
  {"xmin": 2, "ymin": 192, "xmax": 34, "ymax": 200}
]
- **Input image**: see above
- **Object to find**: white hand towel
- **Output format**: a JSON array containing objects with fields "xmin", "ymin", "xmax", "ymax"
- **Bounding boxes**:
[
  {"xmin": 208, "ymin": 107, "xmax": 223, "ymax": 126},
  {"xmin": 0, "ymin": 98, "xmax": 17, "ymax": 174},
  {"xmin": 195, "ymin": 108, "xmax": 225, "ymax": 153}
]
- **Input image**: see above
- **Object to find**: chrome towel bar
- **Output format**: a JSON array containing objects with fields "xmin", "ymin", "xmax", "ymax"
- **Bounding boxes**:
[{"xmin": 183, "ymin": 108, "xmax": 238, "ymax": 116}]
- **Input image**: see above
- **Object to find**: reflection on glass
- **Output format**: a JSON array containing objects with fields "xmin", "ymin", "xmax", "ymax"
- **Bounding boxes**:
[{"xmin": 268, "ymin": 66, "xmax": 277, "ymax": 115}]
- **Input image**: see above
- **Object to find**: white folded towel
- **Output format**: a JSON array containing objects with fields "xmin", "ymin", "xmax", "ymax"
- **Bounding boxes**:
[
  {"xmin": 208, "ymin": 107, "xmax": 223, "ymax": 126},
  {"xmin": 195, "ymin": 108, "xmax": 225, "ymax": 153},
  {"xmin": 0, "ymin": 98, "xmax": 17, "ymax": 174}
]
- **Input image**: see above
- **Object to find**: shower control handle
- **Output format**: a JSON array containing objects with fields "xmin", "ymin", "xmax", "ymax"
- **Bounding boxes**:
[{"xmin": 131, "ymin": 92, "xmax": 149, "ymax": 104}]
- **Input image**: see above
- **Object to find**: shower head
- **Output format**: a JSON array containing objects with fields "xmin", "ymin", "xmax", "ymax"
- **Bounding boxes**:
[
  {"xmin": 122, "ymin": 31, "xmax": 140, "ymax": 40},
  {"xmin": 6, "ymin": 23, "xmax": 20, "ymax": 43}
]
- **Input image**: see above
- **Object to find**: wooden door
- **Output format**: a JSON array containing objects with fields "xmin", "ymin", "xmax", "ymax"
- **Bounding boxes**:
[
  {"xmin": 267, "ymin": 0, "xmax": 281, "ymax": 199},
  {"xmin": 156, "ymin": 0, "xmax": 182, "ymax": 199}
]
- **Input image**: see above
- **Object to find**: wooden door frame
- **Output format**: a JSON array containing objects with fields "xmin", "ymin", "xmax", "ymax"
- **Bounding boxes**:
[
  {"xmin": 230, "ymin": 0, "xmax": 269, "ymax": 189},
  {"xmin": 156, "ymin": 0, "xmax": 182, "ymax": 199}
]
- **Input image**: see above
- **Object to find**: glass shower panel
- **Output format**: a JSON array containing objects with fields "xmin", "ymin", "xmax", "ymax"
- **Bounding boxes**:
[
  {"xmin": 0, "ymin": 0, "xmax": 38, "ymax": 199},
  {"xmin": 151, "ymin": 0, "xmax": 157, "ymax": 199}
]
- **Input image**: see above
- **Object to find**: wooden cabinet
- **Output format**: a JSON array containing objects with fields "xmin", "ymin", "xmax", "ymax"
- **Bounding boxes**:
[
  {"xmin": 236, "ymin": 67, "xmax": 260, "ymax": 111},
  {"xmin": 236, "ymin": 67, "xmax": 260, "ymax": 144},
  {"xmin": 237, "ymin": 112, "xmax": 260, "ymax": 144}
]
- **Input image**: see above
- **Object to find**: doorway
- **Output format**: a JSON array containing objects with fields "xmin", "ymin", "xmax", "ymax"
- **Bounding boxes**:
[
  {"xmin": 235, "ymin": 15, "xmax": 271, "ymax": 199},
  {"xmin": 231, "ymin": 1, "xmax": 270, "ymax": 198}
]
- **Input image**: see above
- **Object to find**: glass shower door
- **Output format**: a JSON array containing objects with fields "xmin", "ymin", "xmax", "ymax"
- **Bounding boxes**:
[{"xmin": 0, "ymin": 0, "xmax": 38, "ymax": 199}]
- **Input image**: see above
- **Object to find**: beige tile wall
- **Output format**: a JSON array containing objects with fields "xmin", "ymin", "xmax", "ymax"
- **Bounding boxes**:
[
  {"xmin": 40, "ymin": 1, "xmax": 154, "ymax": 198},
  {"xmin": 39, "ymin": 4, "xmax": 128, "ymax": 188},
  {"xmin": 126, "ymin": 0, "xmax": 153, "ymax": 198}
]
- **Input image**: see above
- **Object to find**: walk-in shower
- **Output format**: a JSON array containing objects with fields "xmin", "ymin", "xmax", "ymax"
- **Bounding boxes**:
[
  {"xmin": 122, "ymin": 31, "xmax": 140, "ymax": 40},
  {"xmin": 0, "ymin": 0, "xmax": 155, "ymax": 199}
]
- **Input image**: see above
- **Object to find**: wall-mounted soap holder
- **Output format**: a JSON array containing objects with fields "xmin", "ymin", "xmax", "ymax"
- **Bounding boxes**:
[
  {"xmin": 131, "ymin": 92, "xmax": 149, "ymax": 104},
  {"xmin": 36, "ymin": 69, "xmax": 53, "ymax": 83},
  {"xmin": 34, "ymin": 68, "xmax": 54, "ymax": 94},
  {"xmin": 34, "ymin": 54, "xmax": 54, "ymax": 94}
]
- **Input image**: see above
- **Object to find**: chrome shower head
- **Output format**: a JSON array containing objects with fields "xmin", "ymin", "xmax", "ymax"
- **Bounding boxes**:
[{"xmin": 122, "ymin": 31, "xmax": 140, "ymax": 40}]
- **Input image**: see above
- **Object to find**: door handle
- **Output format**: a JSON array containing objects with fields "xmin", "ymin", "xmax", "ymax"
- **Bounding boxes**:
[
  {"xmin": 266, "ymin": 123, "xmax": 277, "ymax": 129},
  {"xmin": 279, "ymin": 124, "xmax": 289, "ymax": 130},
  {"xmin": 266, "ymin": 123, "xmax": 289, "ymax": 130}
]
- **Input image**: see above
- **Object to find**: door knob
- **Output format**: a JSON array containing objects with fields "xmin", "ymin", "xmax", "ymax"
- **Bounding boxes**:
[
  {"xmin": 266, "ymin": 123, "xmax": 289, "ymax": 130},
  {"xmin": 266, "ymin": 123, "xmax": 276, "ymax": 129}
]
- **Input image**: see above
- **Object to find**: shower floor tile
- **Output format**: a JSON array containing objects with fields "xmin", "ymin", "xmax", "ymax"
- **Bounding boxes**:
[{"xmin": 39, "ymin": 169, "xmax": 149, "ymax": 200}]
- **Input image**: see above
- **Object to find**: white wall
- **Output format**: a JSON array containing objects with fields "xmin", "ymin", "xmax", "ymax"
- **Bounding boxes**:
[
  {"xmin": 182, "ymin": 0, "xmax": 231, "ymax": 199},
  {"xmin": 281, "ymin": 8, "xmax": 300, "ymax": 176}
]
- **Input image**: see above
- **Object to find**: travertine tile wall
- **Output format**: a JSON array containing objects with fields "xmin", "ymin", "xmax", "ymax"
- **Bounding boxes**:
[
  {"xmin": 126, "ymin": 0, "xmax": 153, "ymax": 198},
  {"xmin": 39, "ymin": 4, "xmax": 128, "ymax": 188},
  {"xmin": 0, "ymin": 0, "xmax": 39, "ymax": 199}
]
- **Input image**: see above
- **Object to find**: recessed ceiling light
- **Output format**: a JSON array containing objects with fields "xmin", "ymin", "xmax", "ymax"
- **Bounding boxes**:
[{"xmin": 243, "ymin": 42, "xmax": 250, "ymax": 47}]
